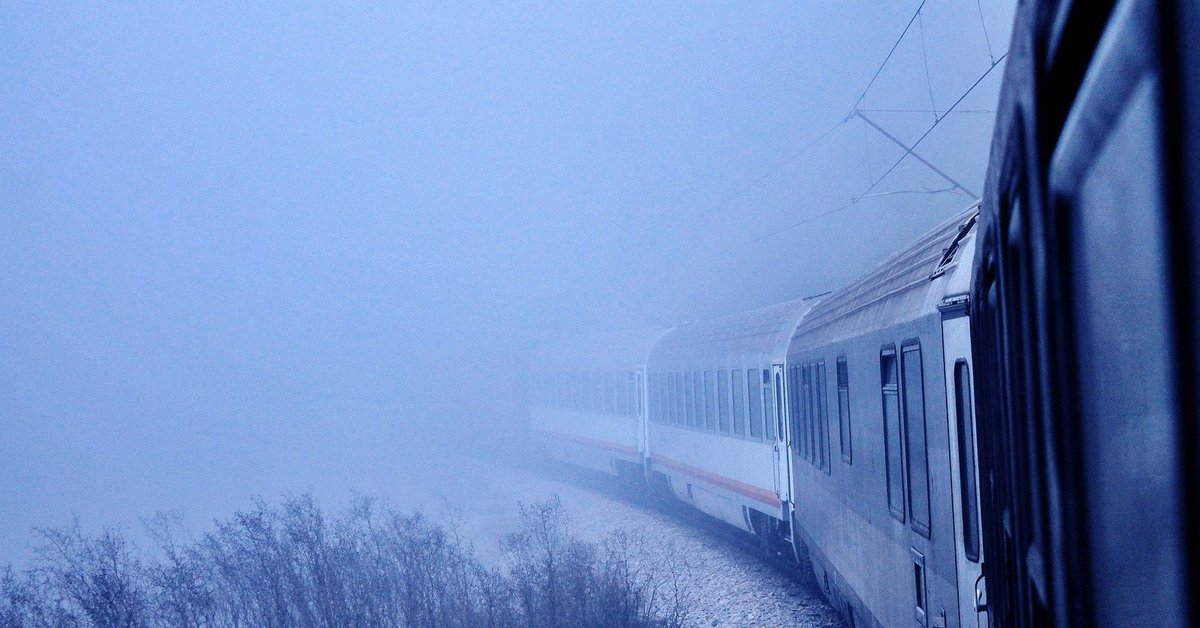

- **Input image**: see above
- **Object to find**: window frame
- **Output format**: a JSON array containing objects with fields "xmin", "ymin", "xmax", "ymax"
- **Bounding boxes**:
[
  {"xmin": 901, "ymin": 340, "xmax": 931, "ymax": 539},
  {"xmin": 881, "ymin": 345, "xmax": 906, "ymax": 523},
  {"xmin": 837, "ymin": 356, "xmax": 853, "ymax": 464}
]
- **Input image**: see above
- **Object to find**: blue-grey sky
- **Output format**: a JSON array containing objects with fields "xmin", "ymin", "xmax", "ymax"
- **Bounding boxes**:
[{"xmin": 0, "ymin": 1, "xmax": 1013, "ymax": 563}]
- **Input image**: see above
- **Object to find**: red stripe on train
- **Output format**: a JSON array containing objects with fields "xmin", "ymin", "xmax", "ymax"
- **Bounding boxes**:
[{"xmin": 650, "ymin": 454, "xmax": 782, "ymax": 509}]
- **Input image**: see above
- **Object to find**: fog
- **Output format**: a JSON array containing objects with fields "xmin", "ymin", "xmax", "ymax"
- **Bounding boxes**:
[{"xmin": 1, "ymin": 2, "xmax": 1014, "ymax": 565}]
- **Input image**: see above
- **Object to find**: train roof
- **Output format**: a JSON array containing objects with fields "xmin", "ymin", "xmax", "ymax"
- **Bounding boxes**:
[
  {"xmin": 535, "ymin": 327, "xmax": 670, "ymax": 372},
  {"xmin": 648, "ymin": 296, "xmax": 821, "ymax": 368},
  {"xmin": 789, "ymin": 203, "xmax": 979, "ymax": 350}
]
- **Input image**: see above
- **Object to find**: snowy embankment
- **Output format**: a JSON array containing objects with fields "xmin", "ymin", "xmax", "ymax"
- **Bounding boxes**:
[{"xmin": 417, "ymin": 450, "xmax": 843, "ymax": 628}]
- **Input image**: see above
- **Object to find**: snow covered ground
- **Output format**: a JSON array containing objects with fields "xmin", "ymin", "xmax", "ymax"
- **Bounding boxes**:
[{"xmin": 406, "ymin": 450, "xmax": 845, "ymax": 628}]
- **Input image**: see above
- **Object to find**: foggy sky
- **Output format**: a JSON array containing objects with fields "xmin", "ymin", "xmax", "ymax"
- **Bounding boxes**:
[{"xmin": 1, "ymin": 2, "xmax": 1014, "ymax": 563}]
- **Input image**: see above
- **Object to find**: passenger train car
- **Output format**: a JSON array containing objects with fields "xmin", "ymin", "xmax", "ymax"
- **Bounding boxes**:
[
  {"xmin": 530, "ymin": 328, "xmax": 665, "ymax": 481},
  {"xmin": 528, "ymin": 0, "xmax": 1198, "ymax": 625},
  {"xmin": 972, "ymin": 0, "xmax": 1200, "ymax": 624},
  {"xmin": 786, "ymin": 209, "xmax": 982, "ymax": 628},
  {"xmin": 644, "ymin": 297, "xmax": 818, "ymax": 554}
]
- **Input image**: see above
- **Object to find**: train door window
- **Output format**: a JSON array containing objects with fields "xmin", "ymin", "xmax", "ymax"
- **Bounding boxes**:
[
  {"xmin": 626, "ymin": 371, "xmax": 637, "ymax": 417},
  {"xmin": 748, "ymin": 369, "xmax": 764, "ymax": 439},
  {"xmin": 817, "ymin": 361, "xmax": 830, "ymax": 474},
  {"xmin": 732, "ymin": 369, "xmax": 746, "ymax": 436},
  {"xmin": 902, "ymin": 343, "xmax": 931, "ymax": 537},
  {"xmin": 691, "ymin": 372, "xmax": 704, "ymax": 430},
  {"xmin": 763, "ymin": 370, "xmax": 777, "ymax": 441},
  {"xmin": 837, "ymin": 357, "xmax": 852, "ymax": 464},
  {"xmin": 954, "ymin": 361, "xmax": 980, "ymax": 562},
  {"xmin": 881, "ymin": 348, "xmax": 906, "ymax": 522},
  {"xmin": 703, "ymin": 371, "xmax": 716, "ymax": 431},
  {"xmin": 717, "ymin": 370, "xmax": 732, "ymax": 433},
  {"xmin": 684, "ymin": 371, "xmax": 696, "ymax": 428}
]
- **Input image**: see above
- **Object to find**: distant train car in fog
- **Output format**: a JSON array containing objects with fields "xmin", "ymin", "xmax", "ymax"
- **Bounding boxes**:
[
  {"xmin": 644, "ymin": 297, "xmax": 817, "ymax": 555},
  {"xmin": 530, "ymin": 328, "xmax": 665, "ymax": 481}
]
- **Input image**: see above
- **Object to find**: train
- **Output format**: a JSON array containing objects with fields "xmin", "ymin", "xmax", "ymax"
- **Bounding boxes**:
[{"xmin": 529, "ymin": 1, "xmax": 1198, "ymax": 626}]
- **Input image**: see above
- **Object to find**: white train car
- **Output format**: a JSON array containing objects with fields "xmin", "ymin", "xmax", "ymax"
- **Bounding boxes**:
[
  {"xmin": 644, "ymin": 297, "xmax": 819, "ymax": 544},
  {"xmin": 529, "ymin": 328, "xmax": 667, "ymax": 479}
]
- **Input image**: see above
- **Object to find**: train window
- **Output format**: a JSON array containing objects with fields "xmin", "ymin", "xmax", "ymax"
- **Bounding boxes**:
[
  {"xmin": 717, "ymin": 370, "xmax": 731, "ymax": 433},
  {"xmin": 774, "ymin": 371, "xmax": 785, "ymax": 442},
  {"xmin": 955, "ymin": 361, "xmax": 980, "ymax": 562},
  {"xmin": 805, "ymin": 364, "xmax": 817, "ymax": 465},
  {"xmin": 666, "ymin": 372, "xmax": 677, "ymax": 425},
  {"xmin": 902, "ymin": 343, "xmax": 930, "ymax": 538},
  {"xmin": 732, "ymin": 369, "xmax": 746, "ymax": 436},
  {"xmin": 647, "ymin": 373, "xmax": 658, "ymax": 423},
  {"xmin": 788, "ymin": 366, "xmax": 802, "ymax": 448},
  {"xmin": 662, "ymin": 372, "xmax": 672, "ymax": 425},
  {"xmin": 691, "ymin": 372, "xmax": 700, "ymax": 429},
  {"xmin": 837, "ymin": 357, "xmax": 852, "ymax": 464},
  {"xmin": 684, "ymin": 371, "xmax": 696, "ymax": 428},
  {"xmin": 763, "ymin": 370, "xmax": 776, "ymax": 441},
  {"xmin": 673, "ymin": 371, "xmax": 686, "ymax": 426},
  {"xmin": 748, "ymin": 370, "xmax": 763, "ymax": 439},
  {"xmin": 817, "ymin": 362, "xmax": 830, "ymax": 474},
  {"xmin": 703, "ymin": 371, "xmax": 716, "ymax": 431},
  {"xmin": 881, "ymin": 348, "xmax": 905, "ymax": 522},
  {"xmin": 604, "ymin": 372, "xmax": 615, "ymax": 413}
]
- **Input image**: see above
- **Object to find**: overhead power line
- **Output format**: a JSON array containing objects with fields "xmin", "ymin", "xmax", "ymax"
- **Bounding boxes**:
[
  {"xmin": 715, "ymin": 51, "xmax": 1009, "ymax": 255},
  {"xmin": 849, "ymin": 0, "xmax": 929, "ymax": 115}
]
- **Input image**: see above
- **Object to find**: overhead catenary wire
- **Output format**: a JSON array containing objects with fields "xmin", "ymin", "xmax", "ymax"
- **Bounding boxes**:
[
  {"xmin": 849, "ymin": 0, "xmax": 930, "ymax": 115},
  {"xmin": 976, "ymin": 0, "xmax": 997, "ymax": 64},
  {"xmin": 714, "ymin": 51, "xmax": 1009, "ymax": 256},
  {"xmin": 689, "ymin": 117, "xmax": 847, "ymax": 223}
]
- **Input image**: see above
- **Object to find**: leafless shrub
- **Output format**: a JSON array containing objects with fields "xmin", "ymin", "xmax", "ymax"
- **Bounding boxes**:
[{"xmin": 1, "ymin": 493, "xmax": 692, "ymax": 627}]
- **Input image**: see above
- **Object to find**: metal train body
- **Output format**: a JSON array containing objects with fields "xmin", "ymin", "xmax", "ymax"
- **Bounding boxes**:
[
  {"xmin": 529, "ymin": 1, "xmax": 1197, "ymax": 625},
  {"xmin": 973, "ymin": 0, "xmax": 1200, "ymax": 624},
  {"xmin": 786, "ymin": 211, "xmax": 983, "ymax": 628}
]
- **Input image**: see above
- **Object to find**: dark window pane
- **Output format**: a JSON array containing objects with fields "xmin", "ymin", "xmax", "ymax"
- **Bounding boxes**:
[
  {"xmin": 817, "ymin": 362, "xmax": 829, "ymax": 473},
  {"xmin": 955, "ymin": 361, "xmax": 980, "ymax": 562},
  {"xmin": 882, "ymin": 350, "xmax": 905, "ymax": 521},
  {"xmin": 837, "ymin": 357, "xmax": 852, "ymax": 463},
  {"xmin": 902, "ymin": 344, "xmax": 930, "ymax": 536},
  {"xmin": 703, "ymin": 371, "xmax": 716, "ymax": 431},
  {"xmin": 667, "ymin": 372, "xmax": 677, "ymax": 425},
  {"xmin": 732, "ymin": 369, "xmax": 745, "ymax": 435},
  {"xmin": 748, "ymin": 369, "xmax": 763, "ymax": 438},
  {"xmin": 684, "ymin": 371, "xmax": 696, "ymax": 428},
  {"xmin": 788, "ymin": 366, "xmax": 801, "ymax": 447},
  {"xmin": 717, "ymin": 370, "xmax": 731, "ymax": 433},
  {"xmin": 764, "ymin": 370, "xmax": 777, "ymax": 441},
  {"xmin": 674, "ymin": 372, "xmax": 685, "ymax": 426}
]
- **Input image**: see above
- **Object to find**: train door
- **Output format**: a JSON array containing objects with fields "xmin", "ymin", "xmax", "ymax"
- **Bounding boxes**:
[
  {"xmin": 893, "ymin": 341, "xmax": 938, "ymax": 627},
  {"xmin": 636, "ymin": 368, "xmax": 648, "ymax": 462},
  {"xmin": 771, "ymin": 364, "xmax": 792, "ymax": 507},
  {"xmin": 942, "ymin": 311, "xmax": 987, "ymax": 628}
]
